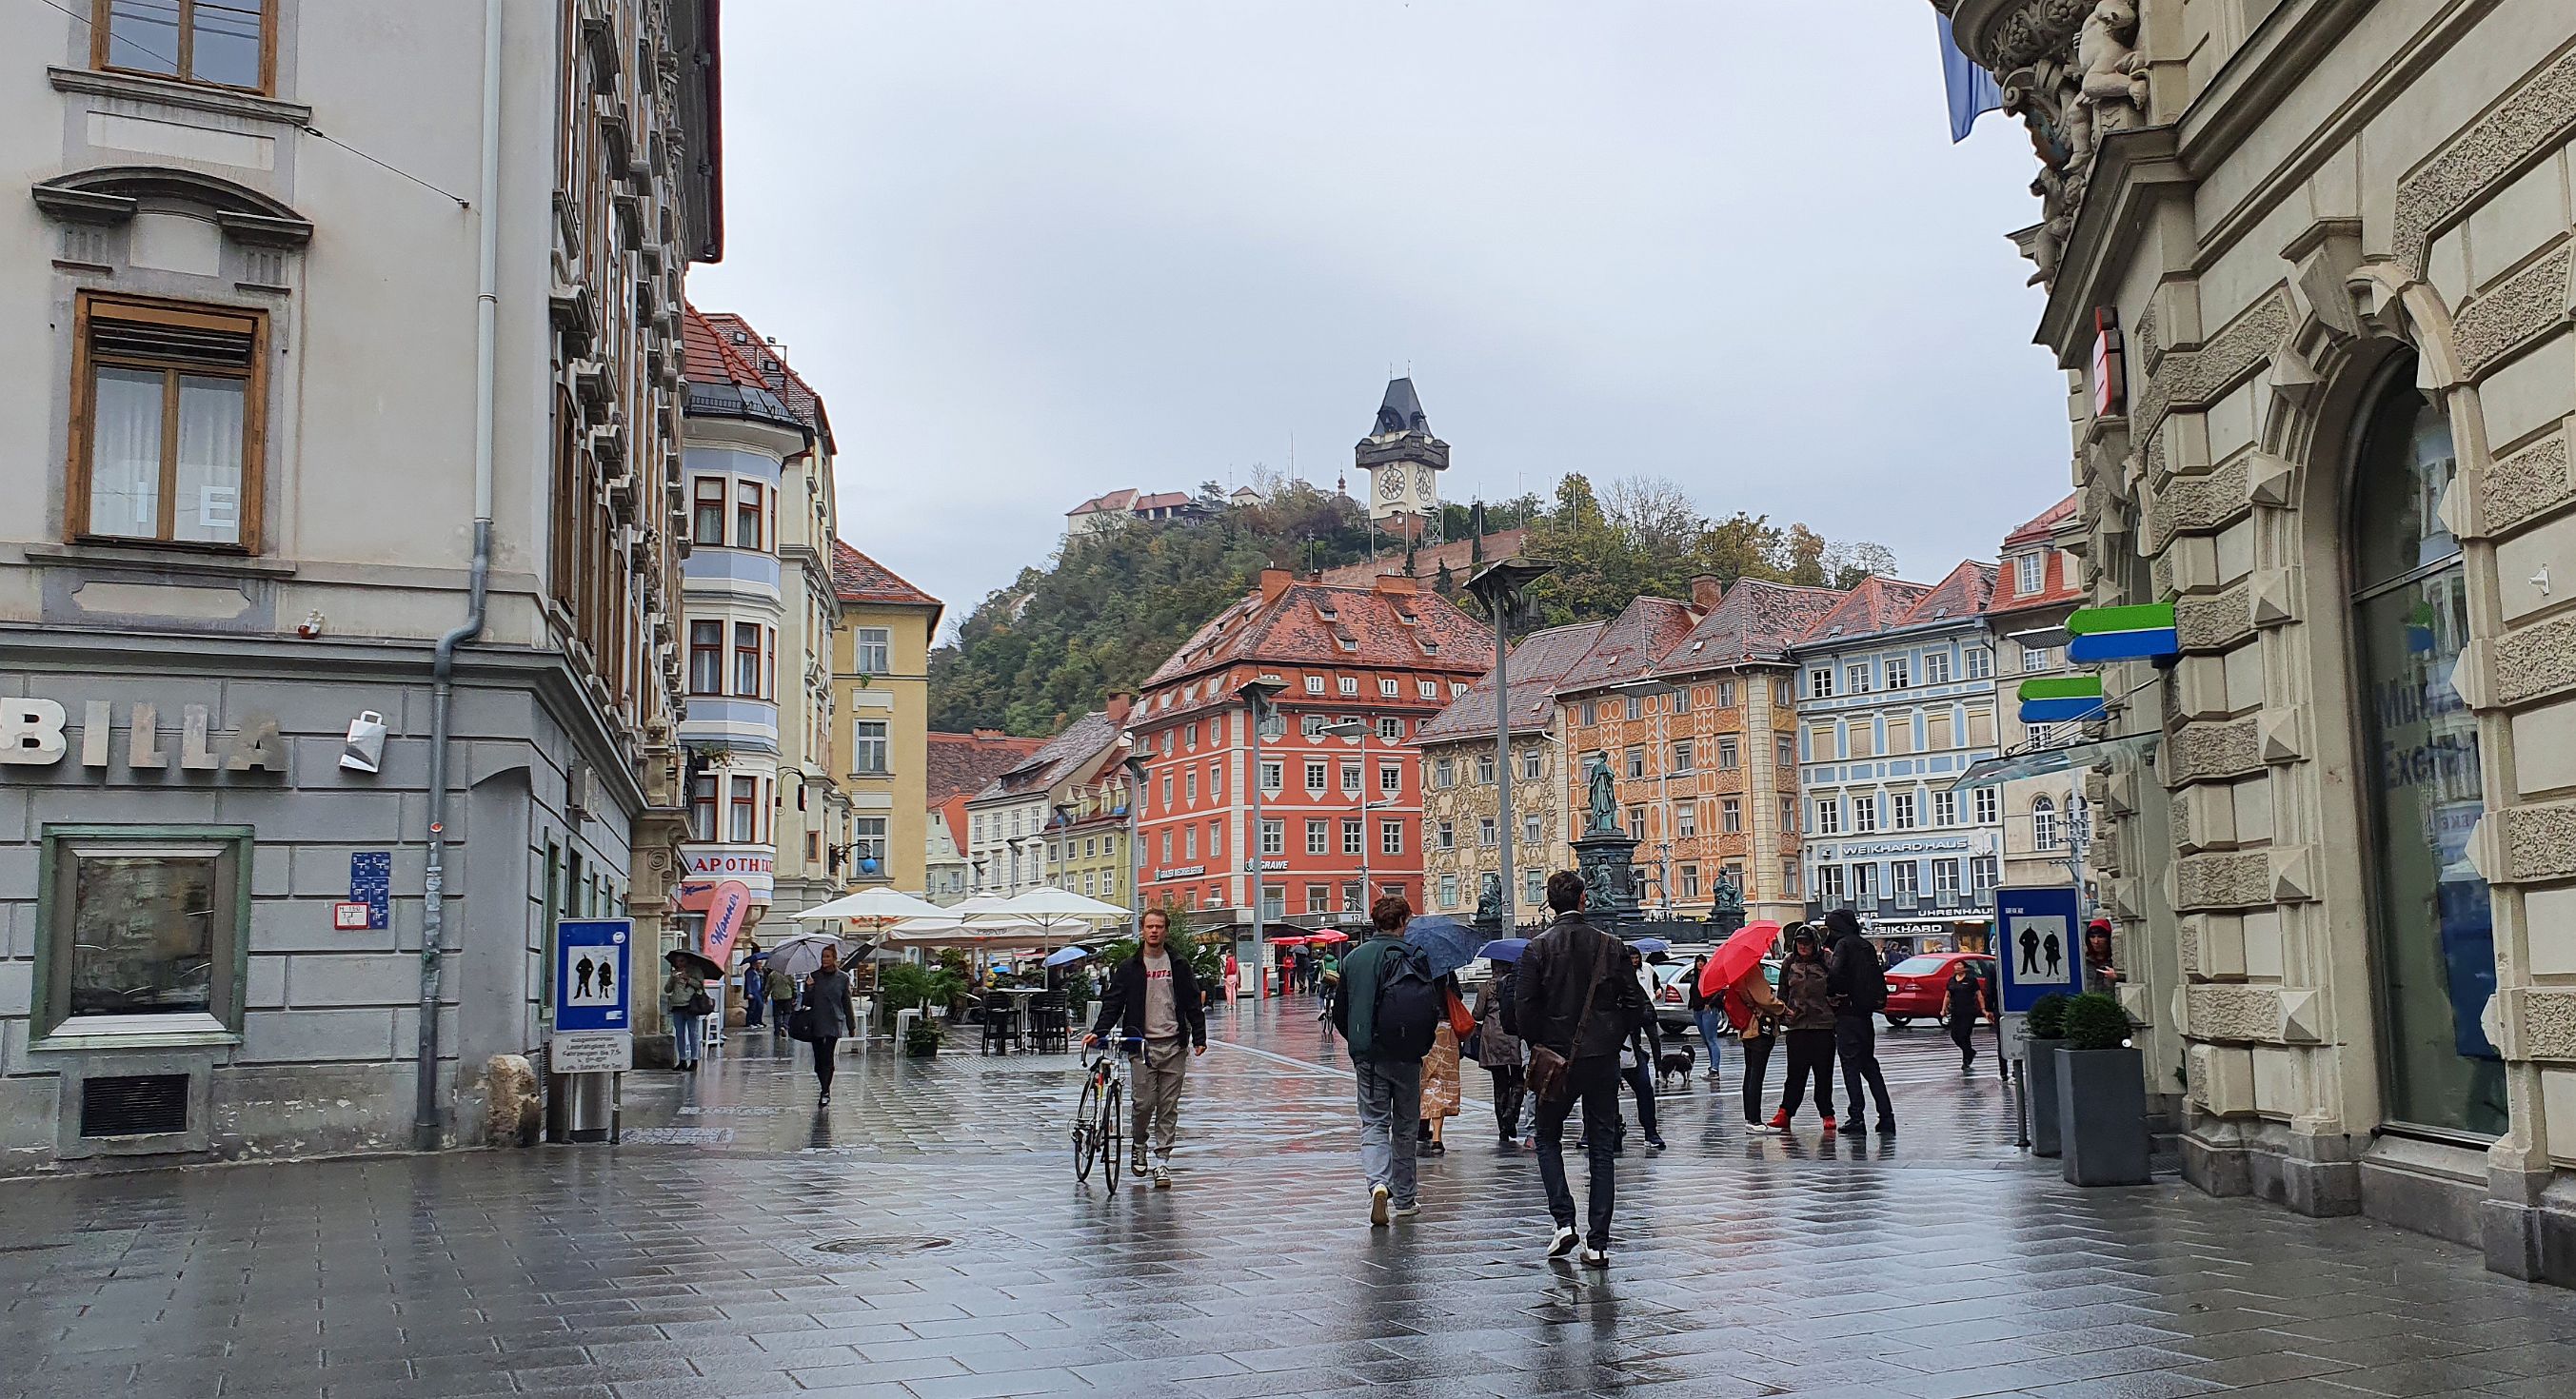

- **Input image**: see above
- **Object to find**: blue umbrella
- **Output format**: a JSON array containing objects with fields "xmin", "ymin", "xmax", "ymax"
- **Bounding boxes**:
[
  {"xmin": 1042, "ymin": 944, "xmax": 1094, "ymax": 969},
  {"xmin": 1476, "ymin": 937, "xmax": 1529, "ymax": 964},
  {"xmin": 1403, "ymin": 916, "xmax": 1483, "ymax": 978},
  {"xmin": 1629, "ymin": 937, "xmax": 1671, "ymax": 956}
]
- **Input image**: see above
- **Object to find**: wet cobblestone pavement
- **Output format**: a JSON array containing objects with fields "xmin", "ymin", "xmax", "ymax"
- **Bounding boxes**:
[{"xmin": 8, "ymin": 995, "xmax": 2576, "ymax": 1398}]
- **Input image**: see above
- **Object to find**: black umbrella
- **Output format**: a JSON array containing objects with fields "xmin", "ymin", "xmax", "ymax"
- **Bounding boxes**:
[{"xmin": 664, "ymin": 948, "xmax": 723, "ymax": 980}]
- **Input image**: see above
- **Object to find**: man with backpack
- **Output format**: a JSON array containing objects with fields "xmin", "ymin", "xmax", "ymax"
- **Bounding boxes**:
[
  {"xmin": 1332, "ymin": 894, "xmax": 1442, "ymax": 1226},
  {"xmin": 1822, "ymin": 907, "xmax": 1896, "ymax": 1133},
  {"xmin": 1514, "ymin": 870, "xmax": 1648, "ymax": 1269}
]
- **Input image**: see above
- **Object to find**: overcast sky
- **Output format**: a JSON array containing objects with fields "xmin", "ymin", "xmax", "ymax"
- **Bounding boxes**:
[{"xmin": 685, "ymin": 0, "xmax": 2068, "ymax": 635}]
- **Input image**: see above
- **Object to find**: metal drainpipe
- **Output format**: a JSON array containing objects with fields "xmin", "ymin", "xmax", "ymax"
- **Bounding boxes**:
[{"xmin": 415, "ymin": 0, "xmax": 505, "ymax": 1153}]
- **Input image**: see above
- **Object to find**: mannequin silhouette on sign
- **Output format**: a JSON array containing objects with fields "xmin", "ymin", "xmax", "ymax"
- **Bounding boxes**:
[
  {"xmin": 575, "ymin": 956, "xmax": 596, "ymax": 998},
  {"xmin": 2019, "ymin": 924, "xmax": 2040, "ymax": 975}
]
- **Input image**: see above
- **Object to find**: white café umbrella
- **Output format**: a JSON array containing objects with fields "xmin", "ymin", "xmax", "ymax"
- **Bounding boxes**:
[
  {"xmin": 977, "ymin": 888, "xmax": 1135, "ymax": 945},
  {"xmin": 880, "ymin": 915, "xmax": 1052, "ymax": 951},
  {"xmin": 792, "ymin": 888, "xmax": 945, "ymax": 923}
]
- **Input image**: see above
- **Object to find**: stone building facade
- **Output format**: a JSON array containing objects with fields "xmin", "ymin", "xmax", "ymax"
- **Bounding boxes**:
[
  {"xmin": 1416, "ymin": 621, "xmax": 1602, "ymax": 925},
  {"xmin": 0, "ymin": 1, "xmax": 721, "ymax": 1168},
  {"xmin": 1942, "ymin": 0, "xmax": 2576, "ymax": 1282},
  {"xmin": 1985, "ymin": 495, "xmax": 2093, "ymax": 894}
]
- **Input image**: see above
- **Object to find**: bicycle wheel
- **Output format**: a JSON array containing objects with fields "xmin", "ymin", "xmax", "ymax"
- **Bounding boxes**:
[
  {"xmin": 1073, "ymin": 1075, "xmax": 1100, "ymax": 1184},
  {"xmin": 1101, "ymin": 1080, "xmax": 1123, "ymax": 1193}
]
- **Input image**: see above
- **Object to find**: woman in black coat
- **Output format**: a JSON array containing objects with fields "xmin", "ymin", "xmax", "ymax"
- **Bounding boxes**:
[{"xmin": 802, "ymin": 945, "xmax": 861, "ymax": 1105}]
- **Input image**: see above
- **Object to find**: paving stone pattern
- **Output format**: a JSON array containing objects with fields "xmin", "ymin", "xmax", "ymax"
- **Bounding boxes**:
[{"xmin": 5, "ymin": 997, "xmax": 2574, "ymax": 1398}]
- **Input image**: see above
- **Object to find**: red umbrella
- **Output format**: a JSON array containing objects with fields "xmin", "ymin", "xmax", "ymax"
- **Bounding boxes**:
[
  {"xmin": 1307, "ymin": 930, "xmax": 1350, "ymax": 945},
  {"xmin": 1269, "ymin": 935, "xmax": 1311, "ymax": 947},
  {"xmin": 1698, "ymin": 920, "xmax": 1783, "ymax": 997}
]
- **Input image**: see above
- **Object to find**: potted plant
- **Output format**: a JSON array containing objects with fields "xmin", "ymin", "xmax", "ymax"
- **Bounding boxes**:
[
  {"xmin": 2025, "ymin": 993, "xmax": 2070, "ymax": 1158},
  {"xmin": 903, "ymin": 1016, "xmax": 944, "ymax": 1059},
  {"xmin": 2056, "ymin": 992, "xmax": 2150, "ymax": 1186}
]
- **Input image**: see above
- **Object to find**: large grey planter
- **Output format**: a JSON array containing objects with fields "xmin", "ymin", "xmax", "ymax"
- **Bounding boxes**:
[
  {"xmin": 2057, "ymin": 1045, "xmax": 2150, "ymax": 1186},
  {"xmin": 2026, "ymin": 1038, "xmax": 2063, "ymax": 1157}
]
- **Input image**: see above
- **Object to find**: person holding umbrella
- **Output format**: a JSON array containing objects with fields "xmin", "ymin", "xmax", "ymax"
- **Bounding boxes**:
[
  {"xmin": 801, "ymin": 944, "xmax": 860, "ymax": 1106},
  {"xmin": 662, "ymin": 948, "xmax": 720, "ymax": 1073},
  {"xmin": 1694, "ymin": 920, "xmax": 1794, "ymax": 1130}
]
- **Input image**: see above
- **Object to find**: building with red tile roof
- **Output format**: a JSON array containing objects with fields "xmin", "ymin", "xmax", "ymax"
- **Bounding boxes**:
[
  {"xmin": 1062, "ymin": 486, "xmax": 1215, "ymax": 542},
  {"xmin": 1790, "ymin": 562, "xmax": 2006, "ymax": 955},
  {"xmin": 1984, "ymin": 493, "xmax": 2089, "ymax": 889},
  {"xmin": 1413, "ymin": 621, "xmax": 1605, "ymax": 923},
  {"xmin": 1127, "ymin": 570, "xmax": 1491, "ymax": 927}
]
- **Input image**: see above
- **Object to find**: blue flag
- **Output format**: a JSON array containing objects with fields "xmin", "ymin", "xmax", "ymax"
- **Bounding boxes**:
[{"xmin": 1938, "ymin": 13, "xmax": 2003, "ymax": 142}]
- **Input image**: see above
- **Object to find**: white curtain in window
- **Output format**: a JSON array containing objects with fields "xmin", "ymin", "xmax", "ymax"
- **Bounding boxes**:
[
  {"xmin": 174, "ymin": 375, "xmax": 245, "ymax": 543},
  {"xmin": 91, "ymin": 366, "xmax": 163, "ymax": 538}
]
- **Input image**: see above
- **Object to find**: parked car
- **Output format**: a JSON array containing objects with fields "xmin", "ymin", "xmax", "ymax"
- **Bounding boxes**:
[
  {"xmin": 1645, "ymin": 958, "xmax": 1697, "ymax": 1037},
  {"xmin": 1880, "ymin": 952, "xmax": 1995, "ymax": 1027}
]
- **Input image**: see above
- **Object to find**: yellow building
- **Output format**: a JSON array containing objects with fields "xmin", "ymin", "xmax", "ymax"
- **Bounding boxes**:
[{"xmin": 831, "ymin": 542, "xmax": 941, "ymax": 893}]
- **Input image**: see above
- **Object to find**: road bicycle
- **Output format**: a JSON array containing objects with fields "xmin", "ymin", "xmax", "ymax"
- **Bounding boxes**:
[{"xmin": 1072, "ymin": 1034, "xmax": 1140, "ymax": 1190}]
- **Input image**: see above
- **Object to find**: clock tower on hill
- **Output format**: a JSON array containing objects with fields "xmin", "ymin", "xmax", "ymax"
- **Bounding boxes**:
[{"xmin": 1355, "ymin": 376, "xmax": 1448, "ymax": 545}]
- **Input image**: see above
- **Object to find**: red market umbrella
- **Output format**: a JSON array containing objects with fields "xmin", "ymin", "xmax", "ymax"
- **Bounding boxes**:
[
  {"xmin": 1308, "ymin": 930, "xmax": 1349, "ymax": 945},
  {"xmin": 1269, "ymin": 935, "xmax": 1311, "ymax": 948},
  {"xmin": 1698, "ymin": 920, "xmax": 1783, "ymax": 998}
]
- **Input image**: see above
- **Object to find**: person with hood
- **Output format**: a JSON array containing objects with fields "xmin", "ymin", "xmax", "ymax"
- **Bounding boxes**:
[
  {"xmin": 1473, "ymin": 966, "xmax": 1527, "ymax": 1146},
  {"xmin": 1822, "ymin": 907, "xmax": 1896, "ymax": 1134},
  {"xmin": 1725, "ymin": 955, "xmax": 1792, "ymax": 1129},
  {"xmin": 1767, "ymin": 925, "xmax": 1838, "ymax": 1133},
  {"xmin": 1333, "ymin": 895, "xmax": 1430, "ymax": 1225},
  {"xmin": 1514, "ymin": 870, "xmax": 1648, "ymax": 1270},
  {"xmin": 2085, "ymin": 919, "xmax": 2123, "ymax": 994},
  {"xmin": 1085, "ymin": 908, "xmax": 1208, "ymax": 1189}
]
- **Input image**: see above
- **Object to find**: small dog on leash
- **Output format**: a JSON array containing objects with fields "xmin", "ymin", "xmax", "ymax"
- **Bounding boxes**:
[{"xmin": 1656, "ymin": 1042, "xmax": 1696, "ymax": 1088}]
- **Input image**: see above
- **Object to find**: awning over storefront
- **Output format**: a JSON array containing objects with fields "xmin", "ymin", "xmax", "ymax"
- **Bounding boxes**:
[{"xmin": 1950, "ymin": 732, "xmax": 2157, "ymax": 790}]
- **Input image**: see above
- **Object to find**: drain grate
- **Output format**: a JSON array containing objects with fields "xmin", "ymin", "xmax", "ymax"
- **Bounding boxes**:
[
  {"xmin": 814, "ymin": 1236, "xmax": 953, "ymax": 1257},
  {"xmin": 80, "ymin": 1074, "xmax": 188, "ymax": 1138}
]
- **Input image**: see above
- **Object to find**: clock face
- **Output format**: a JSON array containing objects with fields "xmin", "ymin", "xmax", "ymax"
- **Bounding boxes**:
[
  {"xmin": 1378, "ymin": 471, "xmax": 1403, "ymax": 501},
  {"xmin": 1415, "ymin": 465, "xmax": 1435, "ymax": 499}
]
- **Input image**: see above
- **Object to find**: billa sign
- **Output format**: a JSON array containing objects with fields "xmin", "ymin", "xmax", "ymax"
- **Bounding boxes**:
[{"xmin": 1, "ymin": 700, "xmax": 284, "ymax": 773}]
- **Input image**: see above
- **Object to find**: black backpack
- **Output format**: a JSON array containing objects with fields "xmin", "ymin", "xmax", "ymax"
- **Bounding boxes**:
[
  {"xmin": 1369, "ymin": 941, "xmax": 1444, "ymax": 1062},
  {"xmin": 1841, "ymin": 938, "xmax": 1889, "ymax": 1014}
]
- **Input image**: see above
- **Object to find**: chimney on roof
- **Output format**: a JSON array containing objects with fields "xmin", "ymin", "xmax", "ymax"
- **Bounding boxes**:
[
  {"xmin": 972, "ymin": 728, "xmax": 1005, "ymax": 741},
  {"xmin": 1105, "ymin": 691, "xmax": 1133, "ymax": 725},
  {"xmin": 1374, "ymin": 573, "xmax": 1418, "ymax": 596},
  {"xmin": 1690, "ymin": 573, "xmax": 1723, "ymax": 613},
  {"xmin": 1259, "ymin": 567, "xmax": 1294, "ymax": 604}
]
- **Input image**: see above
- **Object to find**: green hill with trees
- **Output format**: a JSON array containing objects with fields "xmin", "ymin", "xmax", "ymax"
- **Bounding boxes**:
[{"xmin": 926, "ymin": 473, "xmax": 1892, "ymax": 736}]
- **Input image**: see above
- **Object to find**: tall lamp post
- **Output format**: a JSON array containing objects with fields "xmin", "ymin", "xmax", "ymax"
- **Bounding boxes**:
[
  {"xmin": 1118, "ymin": 738, "xmax": 1148, "ymax": 936},
  {"xmin": 1464, "ymin": 558, "xmax": 1552, "ymax": 929},
  {"xmin": 1239, "ymin": 677, "xmax": 1284, "ymax": 999}
]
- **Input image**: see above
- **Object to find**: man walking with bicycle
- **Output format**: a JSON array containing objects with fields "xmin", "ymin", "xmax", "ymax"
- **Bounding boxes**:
[
  {"xmin": 1515, "ymin": 870, "xmax": 1648, "ymax": 1269},
  {"xmin": 1086, "ymin": 909, "xmax": 1206, "ymax": 1189}
]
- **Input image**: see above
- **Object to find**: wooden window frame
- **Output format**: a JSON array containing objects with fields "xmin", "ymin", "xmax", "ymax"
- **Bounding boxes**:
[
  {"xmin": 91, "ymin": 0, "xmax": 279, "ymax": 95},
  {"xmin": 692, "ymin": 477, "xmax": 726, "ymax": 545},
  {"xmin": 686, "ymin": 621, "xmax": 723, "ymax": 696},
  {"xmin": 734, "ymin": 480, "xmax": 763, "ymax": 551},
  {"xmin": 67, "ymin": 292, "xmax": 269, "ymax": 554}
]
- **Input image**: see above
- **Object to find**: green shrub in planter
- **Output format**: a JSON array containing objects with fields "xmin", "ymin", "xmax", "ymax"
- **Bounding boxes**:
[
  {"xmin": 2063, "ymin": 993, "xmax": 2130, "ymax": 1052},
  {"xmin": 903, "ymin": 1017, "xmax": 944, "ymax": 1058},
  {"xmin": 2027, "ymin": 993, "xmax": 2071, "ymax": 1039}
]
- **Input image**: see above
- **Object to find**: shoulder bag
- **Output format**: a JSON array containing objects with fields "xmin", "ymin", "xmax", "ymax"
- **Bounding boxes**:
[{"xmin": 1524, "ymin": 935, "xmax": 1611, "ymax": 1105}]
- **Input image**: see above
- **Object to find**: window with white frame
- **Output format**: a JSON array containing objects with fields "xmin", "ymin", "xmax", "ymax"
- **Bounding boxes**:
[
  {"xmin": 1304, "ymin": 675, "xmax": 1325, "ymax": 693},
  {"xmin": 1933, "ymin": 858, "xmax": 1961, "ymax": 897},
  {"xmin": 854, "ymin": 817, "xmax": 887, "ymax": 870},
  {"xmin": 1521, "ymin": 747, "xmax": 1542, "ymax": 779},
  {"xmin": 1378, "ymin": 716, "xmax": 1402, "ymax": 740},
  {"xmin": 1813, "ymin": 797, "xmax": 1841, "ymax": 835},
  {"xmin": 1715, "ymin": 737, "xmax": 1738, "ymax": 770},
  {"xmin": 1974, "ymin": 785, "xmax": 1998, "ymax": 825},
  {"xmin": 854, "ymin": 626, "xmax": 890, "ymax": 674},
  {"xmin": 1934, "ymin": 789, "xmax": 1958, "ymax": 826},
  {"xmin": 1436, "ymin": 819, "xmax": 1454, "ymax": 850},
  {"xmin": 1342, "ymin": 818, "xmax": 1363, "ymax": 855},
  {"xmin": 1844, "ymin": 662, "xmax": 1873, "ymax": 694},
  {"xmin": 1379, "ymin": 678, "xmax": 1398, "ymax": 697},
  {"xmin": 1892, "ymin": 861, "xmax": 1919, "ymax": 902},
  {"xmin": 1433, "ymin": 757, "xmax": 1453, "ymax": 788},
  {"xmin": 1816, "ymin": 864, "xmax": 1845, "ymax": 904},
  {"xmin": 1379, "ymin": 763, "xmax": 1400, "ymax": 795},
  {"xmin": 1476, "ymin": 753, "xmax": 1496, "ymax": 783},
  {"xmin": 1923, "ymin": 650, "xmax": 1952, "ymax": 684},
  {"xmin": 1477, "ymin": 818, "xmax": 1497, "ymax": 847},
  {"xmin": 1852, "ymin": 794, "xmax": 1878, "ymax": 833},
  {"xmin": 1965, "ymin": 647, "xmax": 1993, "ymax": 680},
  {"xmin": 2032, "ymin": 796, "xmax": 2061, "ymax": 850},
  {"xmin": 1721, "ymin": 797, "xmax": 1742, "ymax": 833},
  {"xmin": 2017, "ymin": 552, "xmax": 2045, "ymax": 595},
  {"xmin": 1260, "ymin": 820, "xmax": 1284, "ymax": 856},
  {"xmin": 1305, "ymin": 760, "xmax": 1327, "ymax": 792},
  {"xmin": 1439, "ymin": 873, "xmax": 1459, "ymax": 909},
  {"xmin": 1972, "ymin": 855, "xmax": 2000, "ymax": 892},
  {"xmin": 1380, "ymin": 819, "xmax": 1403, "ymax": 856},
  {"xmin": 1680, "ymin": 864, "xmax": 1701, "ymax": 899},
  {"xmin": 853, "ymin": 719, "xmax": 888, "ymax": 774},
  {"xmin": 1417, "ymin": 680, "xmax": 1437, "ymax": 699},
  {"xmin": 1339, "ymin": 763, "xmax": 1360, "ymax": 794},
  {"xmin": 1885, "ymin": 657, "xmax": 1910, "ymax": 689},
  {"xmin": 1523, "ymin": 813, "xmax": 1541, "ymax": 845},
  {"xmin": 1338, "ymin": 676, "xmax": 1358, "ymax": 696},
  {"xmin": 2023, "ymin": 645, "xmax": 2054, "ymax": 672},
  {"xmin": 1260, "ymin": 761, "xmax": 1282, "ymax": 792},
  {"xmin": 1891, "ymin": 791, "xmax": 1916, "ymax": 830},
  {"xmin": 1676, "ymin": 803, "xmax": 1697, "ymax": 837}
]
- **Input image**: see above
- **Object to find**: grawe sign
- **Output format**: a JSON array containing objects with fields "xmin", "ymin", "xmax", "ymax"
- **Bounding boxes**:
[{"xmin": 0, "ymin": 700, "xmax": 285, "ymax": 773}]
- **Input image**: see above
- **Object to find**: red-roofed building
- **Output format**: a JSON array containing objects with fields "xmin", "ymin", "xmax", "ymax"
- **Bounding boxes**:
[
  {"xmin": 1791, "ymin": 562, "xmax": 2006, "ymax": 956},
  {"xmin": 923, "ymin": 731, "xmax": 1050, "ymax": 902},
  {"xmin": 1063, "ymin": 486, "xmax": 1216, "ymax": 543},
  {"xmin": 831, "ymin": 542, "xmax": 942, "ymax": 898},
  {"xmin": 1126, "ymin": 569, "xmax": 1491, "ymax": 936},
  {"xmin": 1985, "ymin": 493, "xmax": 2090, "ymax": 890}
]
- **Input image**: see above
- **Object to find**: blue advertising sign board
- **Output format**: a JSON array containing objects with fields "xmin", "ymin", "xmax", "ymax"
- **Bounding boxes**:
[
  {"xmin": 554, "ymin": 919, "xmax": 632, "ymax": 1034},
  {"xmin": 1994, "ymin": 886, "xmax": 2083, "ymax": 1014},
  {"xmin": 349, "ymin": 851, "xmax": 391, "ymax": 931}
]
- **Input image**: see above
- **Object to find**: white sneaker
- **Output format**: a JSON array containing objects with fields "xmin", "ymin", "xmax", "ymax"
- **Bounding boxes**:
[
  {"xmin": 1369, "ymin": 1184, "xmax": 1391, "ymax": 1227},
  {"xmin": 1546, "ymin": 1225, "xmax": 1578, "ymax": 1258},
  {"xmin": 1392, "ymin": 1201, "xmax": 1420, "ymax": 1219},
  {"xmin": 1153, "ymin": 1163, "xmax": 1172, "ymax": 1189},
  {"xmin": 1578, "ymin": 1246, "xmax": 1610, "ymax": 1269}
]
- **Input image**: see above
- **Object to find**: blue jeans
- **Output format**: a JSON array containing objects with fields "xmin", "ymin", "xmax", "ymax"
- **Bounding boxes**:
[
  {"xmin": 670, "ymin": 1012, "xmax": 705, "ymax": 1064},
  {"xmin": 1354, "ymin": 1057, "xmax": 1421, "ymax": 1207},
  {"xmin": 1694, "ymin": 1008, "xmax": 1725, "ymax": 1064}
]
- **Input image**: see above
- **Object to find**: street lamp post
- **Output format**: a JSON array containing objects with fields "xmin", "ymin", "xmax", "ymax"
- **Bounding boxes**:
[
  {"xmin": 1239, "ymin": 677, "xmax": 1284, "ymax": 999},
  {"xmin": 1464, "ymin": 558, "xmax": 1552, "ymax": 930},
  {"xmin": 1119, "ymin": 742, "xmax": 1148, "ymax": 937}
]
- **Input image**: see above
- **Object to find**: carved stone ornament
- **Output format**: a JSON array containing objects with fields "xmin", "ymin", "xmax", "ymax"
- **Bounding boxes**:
[{"xmin": 1937, "ymin": 0, "xmax": 2150, "ymax": 286}]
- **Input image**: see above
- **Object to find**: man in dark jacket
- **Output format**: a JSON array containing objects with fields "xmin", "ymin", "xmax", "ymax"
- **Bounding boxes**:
[
  {"xmin": 1086, "ymin": 909, "xmax": 1207, "ymax": 1188},
  {"xmin": 1822, "ymin": 907, "xmax": 1895, "ymax": 1133},
  {"xmin": 1513, "ymin": 870, "xmax": 1647, "ymax": 1269},
  {"xmin": 1332, "ymin": 895, "xmax": 1427, "ymax": 1226}
]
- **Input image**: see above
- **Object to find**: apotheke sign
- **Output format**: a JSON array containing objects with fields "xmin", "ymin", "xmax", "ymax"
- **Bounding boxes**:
[{"xmin": 0, "ymin": 700, "xmax": 285, "ymax": 773}]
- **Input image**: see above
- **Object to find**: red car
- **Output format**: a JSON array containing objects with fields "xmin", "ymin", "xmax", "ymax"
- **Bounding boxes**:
[{"xmin": 1880, "ymin": 953, "xmax": 1994, "ymax": 1028}]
